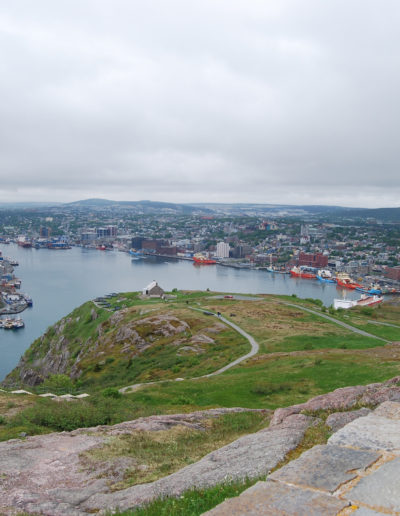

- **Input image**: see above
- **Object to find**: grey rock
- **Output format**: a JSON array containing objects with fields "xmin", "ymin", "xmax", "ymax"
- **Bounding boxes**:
[
  {"xmin": 328, "ymin": 414, "xmax": 400, "ymax": 450},
  {"xmin": 346, "ymin": 457, "xmax": 400, "ymax": 512},
  {"xmin": 269, "ymin": 444, "xmax": 380, "ymax": 493},
  {"xmin": 373, "ymin": 400, "xmax": 400, "ymax": 419},
  {"xmin": 0, "ymin": 408, "xmax": 268, "ymax": 515},
  {"xmin": 271, "ymin": 385, "xmax": 367, "ymax": 426},
  {"xmin": 203, "ymin": 480, "xmax": 350, "ymax": 515},
  {"xmin": 271, "ymin": 376, "xmax": 400, "ymax": 427},
  {"xmin": 82, "ymin": 414, "xmax": 313, "ymax": 513},
  {"xmin": 326, "ymin": 408, "xmax": 371, "ymax": 432},
  {"xmin": 353, "ymin": 509, "xmax": 386, "ymax": 515}
]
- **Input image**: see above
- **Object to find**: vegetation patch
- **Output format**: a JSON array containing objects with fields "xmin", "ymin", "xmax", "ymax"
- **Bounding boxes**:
[
  {"xmin": 113, "ymin": 477, "xmax": 260, "ymax": 516},
  {"xmin": 83, "ymin": 411, "xmax": 269, "ymax": 490}
]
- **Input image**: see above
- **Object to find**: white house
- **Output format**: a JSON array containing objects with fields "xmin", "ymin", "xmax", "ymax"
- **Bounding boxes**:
[{"xmin": 142, "ymin": 281, "xmax": 165, "ymax": 297}]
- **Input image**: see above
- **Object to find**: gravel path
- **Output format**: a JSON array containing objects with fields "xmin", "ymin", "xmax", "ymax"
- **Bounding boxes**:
[{"xmin": 119, "ymin": 308, "xmax": 259, "ymax": 393}]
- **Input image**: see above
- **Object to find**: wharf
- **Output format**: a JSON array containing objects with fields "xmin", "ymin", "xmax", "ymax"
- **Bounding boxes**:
[{"xmin": 0, "ymin": 303, "xmax": 28, "ymax": 315}]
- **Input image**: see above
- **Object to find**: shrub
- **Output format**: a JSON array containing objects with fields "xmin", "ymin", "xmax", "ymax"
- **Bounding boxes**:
[
  {"xmin": 251, "ymin": 382, "xmax": 292, "ymax": 396},
  {"xmin": 102, "ymin": 387, "xmax": 122, "ymax": 399},
  {"xmin": 361, "ymin": 306, "xmax": 373, "ymax": 316},
  {"xmin": 42, "ymin": 374, "xmax": 74, "ymax": 394},
  {"xmin": 14, "ymin": 400, "xmax": 111, "ymax": 431},
  {"xmin": 305, "ymin": 298, "xmax": 323, "ymax": 307}
]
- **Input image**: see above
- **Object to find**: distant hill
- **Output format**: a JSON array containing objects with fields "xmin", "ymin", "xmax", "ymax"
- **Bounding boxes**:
[
  {"xmin": 3, "ymin": 198, "xmax": 400, "ymax": 221},
  {"xmin": 65, "ymin": 198, "xmax": 211, "ymax": 214},
  {"xmin": 334, "ymin": 207, "xmax": 400, "ymax": 222}
]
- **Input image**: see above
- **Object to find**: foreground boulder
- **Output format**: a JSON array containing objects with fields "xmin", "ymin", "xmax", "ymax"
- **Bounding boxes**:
[
  {"xmin": 2, "ymin": 376, "xmax": 400, "ymax": 515},
  {"xmin": 206, "ymin": 401, "xmax": 400, "ymax": 515}
]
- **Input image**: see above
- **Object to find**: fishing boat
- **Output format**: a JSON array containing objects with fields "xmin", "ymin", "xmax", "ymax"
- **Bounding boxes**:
[
  {"xmin": 357, "ymin": 294, "xmax": 383, "ymax": 307},
  {"xmin": 356, "ymin": 283, "xmax": 382, "ymax": 295},
  {"xmin": 290, "ymin": 266, "xmax": 317, "ymax": 279},
  {"xmin": 316, "ymin": 269, "xmax": 336, "ymax": 283},
  {"xmin": 17, "ymin": 237, "xmax": 32, "ymax": 248},
  {"xmin": 22, "ymin": 293, "xmax": 33, "ymax": 306},
  {"xmin": 266, "ymin": 255, "xmax": 275, "ymax": 272},
  {"xmin": 333, "ymin": 294, "xmax": 383, "ymax": 310},
  {"xmin": 0, "ymin": 317, "xmax": 25, "ymax": 329},
  {"xmin": 47, "ymin": 242, "xmax": 71, "ymax": 250},
  {"xmin": 129, "ymin": 248, "xmax": 144, "ymax": 257},
  {"xmin": 335, "ymin": 273, "xmax": 362, "ymax": 290},
  {"xmin": 193, "ymin": 253, "xmax": 216, "ymax": 265}
]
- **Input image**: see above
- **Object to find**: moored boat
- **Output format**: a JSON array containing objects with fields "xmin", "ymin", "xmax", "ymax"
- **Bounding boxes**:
[
  {"xmin": 290, "ymin": 266, "xmax": 317, "ymax": 279},
  {"xmin": 193, "ymin": 253, "xmax": 216, "ymax": 265},
  {"xmin": 17, "ymin": 237, "xmax": 32, "ymax": 248},
  {"xmin": 357, "ymin": 294, "xmax": 383, "ymax": 307},
  {"xmin": 333, "ymin": 294, "xmax": 383, "ymax": 310},
  {"xmin": 316, "ymin": 269, "xmax": 336, "ymax": 283},
  {"xmin": 0, "ymin": 317, "xmax": 25, "ymax": 329},
  {"xmin": 336, "ymin": 273, "xmax": 362, "ymax": 290}
]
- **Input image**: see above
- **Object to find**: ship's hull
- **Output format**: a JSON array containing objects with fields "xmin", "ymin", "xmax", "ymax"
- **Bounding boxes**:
[
  {"xmin": 357, "ymin": 296, "xmax": 383, "ymax": 307},
  {"xmin": 317, "ymin": 275, "xmax": 335, "ymax": 283},
  {"xmin": 193, "ymin": 257, "xmax": 216, "ymax": 265},
  {"xmin": 337, "ymin": 279, "xmax": 361, "ymax": 289},
  {"xmin": 290, "ymin": 270, "xmax": 316, "ymax": 279}
]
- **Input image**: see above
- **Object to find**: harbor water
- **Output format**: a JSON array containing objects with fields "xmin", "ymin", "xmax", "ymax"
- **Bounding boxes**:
[{"xmin": 0, "ymin": 244, "xmax": 359, "ymax": 381}]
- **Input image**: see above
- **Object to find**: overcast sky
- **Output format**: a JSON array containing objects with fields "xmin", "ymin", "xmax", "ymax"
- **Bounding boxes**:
[{"xmin": 0, "ymin": 1, "xmax": 399, "ymax": 207}]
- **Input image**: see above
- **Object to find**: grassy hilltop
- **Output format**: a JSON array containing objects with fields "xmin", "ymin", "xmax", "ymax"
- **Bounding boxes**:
[
  {"xmin": 1, "ymin": 291, "xmax": 400, "ymax": 514},
  {"xmin": 2, "ymin": 290, "xmax": 400, "ymax": 427}
]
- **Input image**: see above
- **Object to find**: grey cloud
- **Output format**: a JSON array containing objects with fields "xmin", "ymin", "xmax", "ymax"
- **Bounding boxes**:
[{"xmin": 0, "ymin": 0, "xmax": 399, "ymax": 206}]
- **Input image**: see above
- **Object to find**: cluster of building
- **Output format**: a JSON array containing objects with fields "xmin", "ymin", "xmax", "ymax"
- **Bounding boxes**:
[
  {"xmin": 0, "ymin": 252, "xmax": 30, "ymax": 314},
  {"xmin": 1, "ymin": 205, "xmax": 400, "ymax": 287}
]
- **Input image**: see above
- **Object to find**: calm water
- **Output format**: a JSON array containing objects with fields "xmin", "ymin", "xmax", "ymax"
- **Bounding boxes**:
[{"xmin": 0, "ymin": 244, "xmax": 358, "ymax": 381}]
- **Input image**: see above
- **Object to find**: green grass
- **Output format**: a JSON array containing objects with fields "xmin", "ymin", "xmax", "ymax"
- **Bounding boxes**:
[
  {"xmin": 84, "ymin": 411, "xmax": 269, "ymax": 490},
  {"xmin": 77, "ymin": 313, "xmax": 249, "ymax": 389},
  {"xmin": 113, "ymin": 477, "xmax": 260, "ymax": 516},
  {"xmin": 7, "ymin": 297, "xmax": 250, "ymax": 392},
  {"xmin": 3, "ymin": 291, "xmax": 400, "ymax": 442},
  {"xmin": 322, "ymin": 302, "xmax": 400, "ymax": 341},
  {"xmin": 125, "ymin": 351, "xmax": 400, "ymax": 411},
  {"xmin": 272, "ymin": 332, "xmax": 383, "ymax": 352}
]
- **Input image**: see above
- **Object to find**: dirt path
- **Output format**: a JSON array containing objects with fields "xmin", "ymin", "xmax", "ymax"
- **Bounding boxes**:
[{"xmin": 119, "ymin": 308, "xmax": 258, "ymax": 393}]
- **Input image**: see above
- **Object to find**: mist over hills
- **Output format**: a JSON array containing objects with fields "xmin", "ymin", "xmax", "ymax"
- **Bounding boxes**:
[{"xmin": 0, "ymin": 198, "xmax": 399, "ymax": 221}]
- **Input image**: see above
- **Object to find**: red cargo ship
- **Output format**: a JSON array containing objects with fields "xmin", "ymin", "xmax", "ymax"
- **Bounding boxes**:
[
  {"xmin": 336, "ymin": 273, "xmax": 362, "ymax": 290},
  {"xmin": 193, "ymin": 254, "xmax": 216, "ymax": 265},
  {"xmin": 290, "ymin": 266, "xmax": 316, "ymax": 279}
]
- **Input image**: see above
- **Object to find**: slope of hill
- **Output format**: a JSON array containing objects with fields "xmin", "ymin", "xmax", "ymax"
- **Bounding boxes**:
[{"xmin": 2, "ymin": 292, "xmax": 400, "ymax": 514}]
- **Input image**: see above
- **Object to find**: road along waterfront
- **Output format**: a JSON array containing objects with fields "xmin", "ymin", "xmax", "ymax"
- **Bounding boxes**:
[{"xmin": 0, "ymin": 244, "xmax": 360, "ymax": 382}]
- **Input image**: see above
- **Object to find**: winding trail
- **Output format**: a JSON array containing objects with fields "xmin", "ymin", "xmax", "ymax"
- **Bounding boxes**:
[
  {"xmin": 119, "ymin": 308, "xmax": 259, "ymax": 393},
  {"xmin": 282, "ymin": 302, "xmax": 390, "ymax": 343},
  {"xmin": 190, "ymin": 307, "xmax": 259, "ymax": 377}
]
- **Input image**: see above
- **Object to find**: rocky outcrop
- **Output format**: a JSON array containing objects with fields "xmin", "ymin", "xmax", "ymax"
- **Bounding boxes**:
[
  {"xmin": 270, "ymin": 376, "xmax": 400, "ymax": 426},
  {"xmin": 3, "ymin": 378, "xmax": 400, "ymax": 515},
  {"xmin": 206, "ymin": 400, "xmax": 400, "ymax": 515},
  {"xmin": 325, "ymin": 407, "xmax": 371, "ymax": 432},
  {"xmin": 0, "ymin": 408, "xmax": 269, "ymax": 516},
  {"xmin": 3, "ymin": 309, "xmax": 218, "ymax": 388}
]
